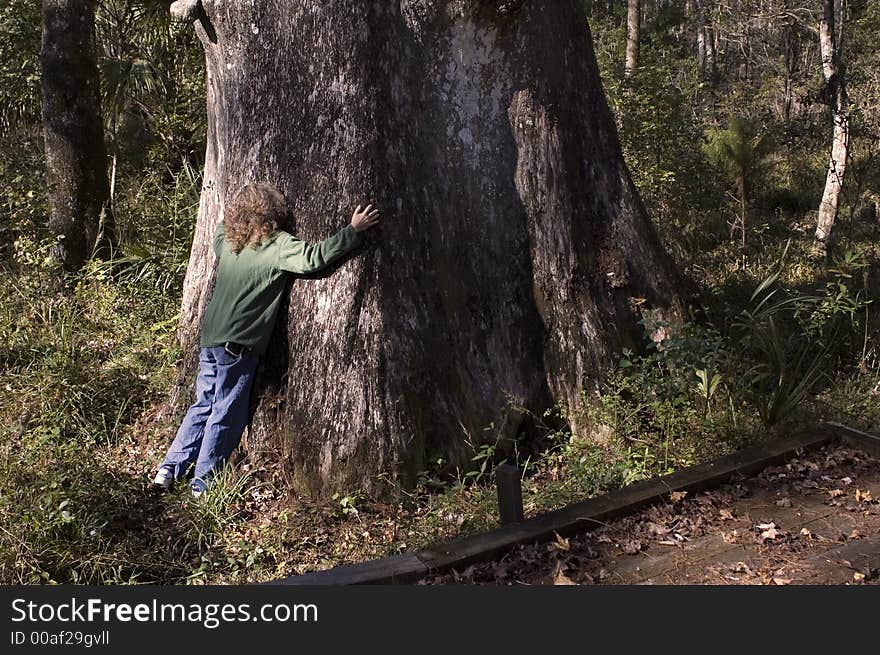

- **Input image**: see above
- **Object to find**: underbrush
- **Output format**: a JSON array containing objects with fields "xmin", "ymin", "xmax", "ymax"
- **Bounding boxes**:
[
  {"xmin": 370, "ymin": 228, "xmax": 880, "ymax": 567},
  {"xmin": 1, "ymin": 216, "xmax": 877, "ymax": 584},
  {"xmin": 0, "ymin": 260, "xmax": 184, "ymax": 583},
  {"xmin": 0, "ymin": 168, "xmax": 196, "ymax": 583}
]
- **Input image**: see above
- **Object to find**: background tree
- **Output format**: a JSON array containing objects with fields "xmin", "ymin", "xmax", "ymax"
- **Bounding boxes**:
[
  {"xmin": 694, "ymin": 0, "xmax": 716, "ymax": 81},
  {"xmin": 703, "ymin": 116, "xmax": 775, "ymax": 260},
  {"xmin": 95, "ymin": 0, "xmax": 206, "ymax": 244},
  {"xmin": 625, "ymin": 0, "xmax": 641, "ymax": 75},
  {"xmin": 814, "ymin": 0, "xmax": 849, "ymax": 255},
  {"xmin": 172, "ymin": 0, "xmax": 687, "ymax": 497},
  {"xmin": 41, "ymin": 0, "xmax": 113, "ymax": 271}
]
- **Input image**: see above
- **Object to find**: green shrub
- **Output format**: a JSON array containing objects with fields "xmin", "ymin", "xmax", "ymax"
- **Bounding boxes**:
[
  {"xmin": 584, "ymin": 320, "xmax": 736, "ymax": 476},
  {"xmin": 733, "ymin": 244, "xmax": 873, "ymax": 426}
]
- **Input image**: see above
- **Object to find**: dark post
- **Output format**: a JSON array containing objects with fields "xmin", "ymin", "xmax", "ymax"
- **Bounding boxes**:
[{"xmin": 496, "ymin": 464, "xmax": 524, "ymax": 525}]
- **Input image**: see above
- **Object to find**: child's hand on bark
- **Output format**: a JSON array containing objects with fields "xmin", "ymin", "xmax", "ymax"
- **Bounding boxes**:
[{"xmin": 351, "ymin": 204, "xmax": 381, "ymax": 233}]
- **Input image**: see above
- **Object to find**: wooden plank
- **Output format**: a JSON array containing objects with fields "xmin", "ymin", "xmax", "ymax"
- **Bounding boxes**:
[
  {"xmin": 823, "ymin": 421, "xmax": 880, "ymax": 459},
  {"xmin": 621, "ymin": 508, "xmax": 843, "ymax": 584},
  {"xmin": 417, "ymin": 429, "xmax": 833, "ymax": 573},
  {"xmin": 269, "ymin": 553, "xmax": 426, "ymax": 585},
  {"xmin": 277, "ymin": 428, "xmax": 835, "ymax": 585},
  {"xmin": 797, "ymin": 534, "xmax": 880, "ymax": 584}
]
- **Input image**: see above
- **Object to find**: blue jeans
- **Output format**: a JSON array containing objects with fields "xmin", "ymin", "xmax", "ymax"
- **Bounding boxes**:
[{"xmin": 161, "ymin": 345, "xmax": 259, "ymax": 488}]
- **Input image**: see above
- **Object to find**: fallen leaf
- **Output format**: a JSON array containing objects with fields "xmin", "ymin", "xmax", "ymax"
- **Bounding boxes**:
[
  {"xmin": 553, "ymin": 571, "xmax": 575, "ymax": 585},
  {"xmin": 855, "ymin": 489, "xmax": 874, "ymax": 503},
  {"xmin": 772, "ymin": 577, "xmax": 792, "ymax": 586},
  {"xmin": 669, "ymin": 491, "xmax": 688, "ymax": 503},
  {"xmin": 722, "ymin": 531, "xmax": 739, "ymax": 544},
  {"xmin": 621, "ymin": 540, "xmax": 644, "ymax": 555},
  {"xmin": 553, "ymin": 532, "xmax": 570, "ymax": 551},
  {"xmin": 756, "ymin": 522, "xmax": 780, "ymax": 542},
  {"xmin": 800, "ymin": 528, "xmax": 813, "ymax": 538},
  {"xmin": 849, "ymin": 529, "xmax": 862, "ymax": 540},
  {"xmin": 840, "ymin": 476, "xmax": 853, "ymax": 486},
  {"xmin": 719, "ymin": 509, "xmax": 735, "ymax": 521},
  {"xmin": 828, "ymin": 489, "xmax": 845, "ymax": 498},
  {"xmin": 853, "ymin": 572, "xmax": 866, "ymax": 583},
  {"xmin": 646, "ymin": 521, "xmax": 670, "ymax": 536},
  {"xmin": 761, "ymin": 527, "xmax": 780, "ymax": 541}
]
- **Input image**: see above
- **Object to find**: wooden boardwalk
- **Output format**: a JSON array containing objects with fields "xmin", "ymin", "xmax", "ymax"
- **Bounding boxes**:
[{"xmin": 272, "ymin": 422, "xmax": 880, "ymax": 585}]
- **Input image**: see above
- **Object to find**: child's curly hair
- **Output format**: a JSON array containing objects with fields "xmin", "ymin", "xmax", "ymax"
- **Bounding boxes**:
[{"xmin": 223, "ymin": 183, "xmax": 287, "ymax": 254}]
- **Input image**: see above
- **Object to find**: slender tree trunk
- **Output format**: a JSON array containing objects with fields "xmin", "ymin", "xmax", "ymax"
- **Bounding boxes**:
[
  {"xmin": 814, "ymin": 0, "xmax": 849, "ymax": 254},
  {"xmin": 781, "ymin": 66, "xmax": 794, "ymax": 124},
  {"xmin": 697, "ymin": 28, "xmax": 707, "ymax": 71},
  {"xmin": 172, "ymin": 0, "xmax": 687, "ymax": 498},
  {"xmin": 695, "ymin": 0, "xmax": 716, "ymax": 82},
  {"xmin": 738, "ymin": 173, "xmax": 748, "ymax": 259},
  {"xmin": 780, "ymin": 1, "xmax": 795, "ymax": 124},
  {"xmin": 711, "ymin": 21, "xmax": 720, "ymax": 72},
  {"xmin": 625, "ymin": 0, "xmax": 641, "ymax": 76},
  {"xmin": 41, "ymin": 0, "xmax": 113, "ymax": 271},
  {"xmin": 740, "ymin": 22, "xmax": 752, "ymax": 81}
]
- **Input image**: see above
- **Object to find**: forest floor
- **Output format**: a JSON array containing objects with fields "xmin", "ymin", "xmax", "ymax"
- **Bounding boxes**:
[{"xmin": 418, "ymin": 442, "xmax": 880, "ymax": 585}]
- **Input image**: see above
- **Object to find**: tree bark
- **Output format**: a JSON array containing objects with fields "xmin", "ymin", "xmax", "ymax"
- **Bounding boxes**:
[
  {"xmin": 695, "ymin": 0, "xmax": 716, "ymax": 82},
  {"xmin": 625, "ymin": 0, "xmax": 641, "ymax": 76},
  {"xmin": 814, "ymin": 0, "xmax": 849, "ymax": 255},
  {"xmin": 41, "ymin": 0, "xmax": 112, "ymax": 271},
  {"xmin": 172, "ymin": 0, "xmax": 686, "ymax": 498}
]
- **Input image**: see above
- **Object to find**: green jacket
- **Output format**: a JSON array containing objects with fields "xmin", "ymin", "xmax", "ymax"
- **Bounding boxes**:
[{"xmin": 200, "ymin": 221, "xmax": 362, "ymax": 355}]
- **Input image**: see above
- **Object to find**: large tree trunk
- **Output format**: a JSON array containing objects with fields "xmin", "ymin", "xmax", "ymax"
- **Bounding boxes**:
[
  {"xmin": 172, "ymin": 0, "xmax": 686, "ymax": 498},
  {"xmin": 814, "ymin": 0, "xmax": 849, "ymax": 255},
  {"xmin": 41, "ymin": 0, "xmax": 112, "ymax": 271},
  {"xmin": 625, "ymin": 0, "xmax": 641, "ymax": 76}
]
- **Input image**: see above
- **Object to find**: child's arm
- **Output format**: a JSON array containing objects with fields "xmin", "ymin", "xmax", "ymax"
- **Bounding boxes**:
[
  {"xmin": 213, "ymin": 221, "xmax": 225, "ymax": 257},
  {"xmin": 277, "ymin": 204, "xmax": 381, "ymax": 274}
]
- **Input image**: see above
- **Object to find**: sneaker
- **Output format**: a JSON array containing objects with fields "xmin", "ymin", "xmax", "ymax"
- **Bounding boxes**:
[
  {"xmin": 190, "ymin": 479, "xmax": 207, "ymax": 499},
  {"xmin": 152, "ymin": 466, "xmax": 174, "ymax": 490}
]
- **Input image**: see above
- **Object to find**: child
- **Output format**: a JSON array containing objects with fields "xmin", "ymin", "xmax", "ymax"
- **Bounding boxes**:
[{"xmin": 152, "ymin": 183, "xmax": 380, "ymax": 496}]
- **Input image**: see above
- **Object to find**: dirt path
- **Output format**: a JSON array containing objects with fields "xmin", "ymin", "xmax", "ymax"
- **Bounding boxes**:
[{"xmin": 420, "ymin": 444, "xmax": 880, "ymax": 585}]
